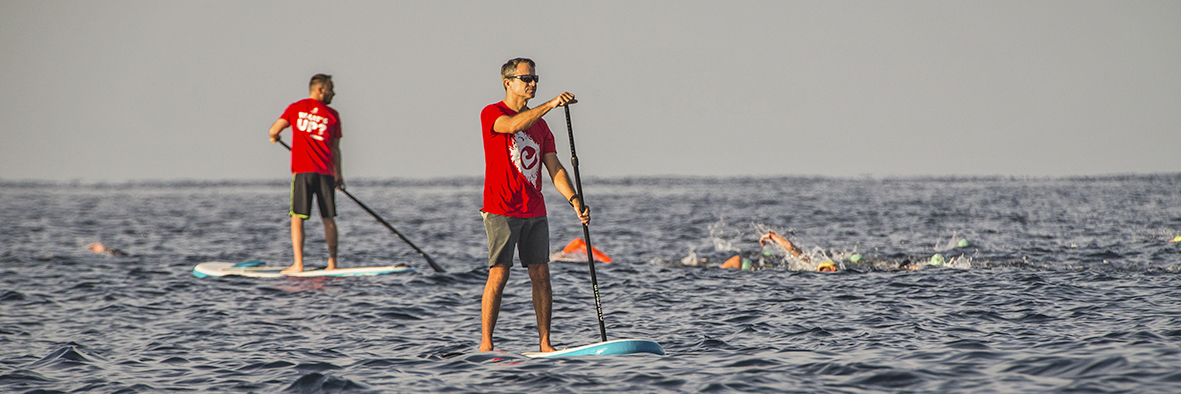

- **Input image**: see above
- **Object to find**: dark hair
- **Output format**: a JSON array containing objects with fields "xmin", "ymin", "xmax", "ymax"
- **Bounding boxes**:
[
  {"xmin": 309, "ymin": 74, "xmax": 333, "ymax": 90},
  {"xmin": 500, "ymin": 58, "xmax": 535, "ymax": 79}
]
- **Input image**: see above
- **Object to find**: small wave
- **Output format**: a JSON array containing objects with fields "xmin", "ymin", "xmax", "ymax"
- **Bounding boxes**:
[
  {"xmin": 943, "ymin": 339, "xmax": 993, "ymax": 350},
  {"xmin": 0, "ymin": 369, "xmax": 51, "ymax": 383},
  {"xmin": 283, "ymin": 372, "xmax": 370, "ymax": 394},
  {"xmin": 294, "ymin": 362, "xmax": 343, "ymax": 373},
  {"xmin": 847, "ymin": 369, "xmax": 927, "ymax": 389},
  {"xmin": 238, "ymin": 360, "xmax": 296, "ymax": 371},
  {"xmin": 799, "ymin": 361, "xmax": 890, "ymax": 376},
  {"xmin": 0, "ymin": 290, "xmax": 27, "ymax": 302},
  {"xmin": 28, "ymin": 344, "xmax": 102, "ymax": 370},
  {"xmin": 689, "ymin": 337, "xmax": 735, "ymax": 352},
  {"xmin": 1002, "ymin": 355, "xmax": 1131, "ymax": 379},
  {"xmin": 723, "ymin": 358, "xmax": 781, "ymax": 368}
]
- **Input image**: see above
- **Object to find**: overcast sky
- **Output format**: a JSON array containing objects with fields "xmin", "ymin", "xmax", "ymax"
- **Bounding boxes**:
[{"xmin": 1, "ymin": 1, "xmax": 1177, "ymax": 182}]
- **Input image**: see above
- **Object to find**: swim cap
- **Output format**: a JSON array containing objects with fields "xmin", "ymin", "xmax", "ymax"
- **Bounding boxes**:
[
  {"xmin": 929, "ymin": 254, "xmax": 946, "ymax": 266},
  {"xmin": 957, "ymin": 239, "xmax": 970, "ymax": 248},
  {"xmin": 817, "ymin": 261, "xmax": 837, "ymax": 272},
  {"xmin": 850, "ymin": 254, "xmax": 862, "ymax": 263},
  {"xmin": 762, "ymin": 250, "xmax": 773, "ymax": 256},
  {"xmin": 741, "ymin": 258, "xmax": 752, "ymax": 270},
  {"xmin": 1172, "ymin": 235, "xmax": 1181, "ymax": 243}
]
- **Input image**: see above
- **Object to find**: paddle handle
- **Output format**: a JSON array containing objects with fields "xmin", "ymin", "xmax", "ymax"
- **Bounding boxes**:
[
  {"xmin": 276, "ymin": 139, "xmax": 445, "ymax": 273},
  {"xmin": 565, "ymin": 105, "xmax": 608, "ymax": 343}
]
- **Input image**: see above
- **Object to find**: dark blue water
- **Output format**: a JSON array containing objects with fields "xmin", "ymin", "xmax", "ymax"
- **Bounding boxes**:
[{"xmin": 3, "ymin": 175, "xmax": 1181, "ymax": 393}]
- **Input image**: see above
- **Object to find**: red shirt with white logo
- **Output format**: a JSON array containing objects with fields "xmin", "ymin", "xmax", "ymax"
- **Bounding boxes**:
[
  {"xmin": 481, "ymin": 101, "xmax": 557, "ymax": 218},
  {"xmin": 280, "ymin": 98, "xmax": 341, "ymax": 176}
]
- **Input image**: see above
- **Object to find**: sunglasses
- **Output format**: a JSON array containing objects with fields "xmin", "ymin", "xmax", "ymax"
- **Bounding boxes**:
[{"xmin": 507, "ymin": 74, "xmax": 539, "ymax": 83}]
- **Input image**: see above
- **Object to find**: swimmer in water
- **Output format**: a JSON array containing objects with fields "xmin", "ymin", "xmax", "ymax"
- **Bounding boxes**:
[
  {"xmin": 88, "ymin": 243, "xmax": 127, "ymax": 256},
  {"xmin": 720, "ymin": 232, "xmax": 838, "ymax": 272}
]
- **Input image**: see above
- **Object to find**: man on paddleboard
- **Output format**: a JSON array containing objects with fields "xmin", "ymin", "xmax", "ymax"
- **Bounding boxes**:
[
  {"xmin": 479, "ymin": 58, "xmax": 589, "ymax": 353},
  {"xmin": 268, "ymin": 74, "xmax": 344, "ymax": 274}
]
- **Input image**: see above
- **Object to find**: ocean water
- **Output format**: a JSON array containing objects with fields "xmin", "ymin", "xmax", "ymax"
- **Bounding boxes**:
[{"xmin": 2, "ymin": 175, "xmax": 1181, "ymax": 393}]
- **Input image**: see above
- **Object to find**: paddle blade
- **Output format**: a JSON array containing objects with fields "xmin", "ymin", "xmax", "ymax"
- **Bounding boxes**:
[{"xmin": 423, "ymin": 254, "xmax": 445, "ymax": 273}]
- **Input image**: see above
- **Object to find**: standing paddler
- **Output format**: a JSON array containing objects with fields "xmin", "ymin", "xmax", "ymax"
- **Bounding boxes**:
[
  {"xmin": 267, "ymin": 74, "xmax": 344, "ymax": 274},
  {"xmin": 478, "ymin": 58, "xmax": 590, "ymax": 353}
]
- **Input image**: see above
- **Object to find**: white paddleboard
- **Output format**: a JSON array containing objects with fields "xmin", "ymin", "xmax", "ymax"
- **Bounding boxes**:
[
  {"xmin": 193, "ymin": 260, "xmax": 414, "ymax": 278},
  {"xmin": 522, "ymin": 339, "xmax": 664, "ymax": 358}
]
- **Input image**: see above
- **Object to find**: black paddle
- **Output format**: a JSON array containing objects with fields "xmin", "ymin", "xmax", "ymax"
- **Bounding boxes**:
[
  {"xmin": 277, "ymin": 140, "xmax": 445, "ymax": 273},
  {"xmin": 564, "ymin": 105, "xmax": 608, "ymax": 342}
]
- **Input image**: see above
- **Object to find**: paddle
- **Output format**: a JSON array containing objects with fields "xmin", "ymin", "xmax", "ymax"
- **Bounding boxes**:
[
  {"xmin": 276, "ymin": 139, "xmax": 445, "ymax": 273},
  {"xmin": 563, "ymin": 105, "xmax": 608, "ymax": 342}
]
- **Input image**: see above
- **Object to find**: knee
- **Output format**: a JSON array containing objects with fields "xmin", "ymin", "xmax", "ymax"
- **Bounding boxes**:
[
  {"xmin": 487, "ymin": 265, "xmax": 511, "ymax": 282},
  {"xmin": 527, "ymin": 264, "xmax": 550, "ymax": 280}
]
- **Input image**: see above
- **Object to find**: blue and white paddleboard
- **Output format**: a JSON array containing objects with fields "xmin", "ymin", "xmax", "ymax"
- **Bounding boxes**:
[
  {"xmin": 192, "ymin": 260, "xmax": 414, "ymax": 278},
  {"xmin": 522, "ymin": 339, "xmax": 665, "ymax": 358}
]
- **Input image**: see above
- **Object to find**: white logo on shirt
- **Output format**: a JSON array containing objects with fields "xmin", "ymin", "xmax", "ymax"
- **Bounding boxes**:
[
  {"xmin": 510, "ymin": 132, "xmax": 541, "ymax": 187},
  {"xmin": 296, "ymin": 111, "xmax": 329, "ymax": 141}
]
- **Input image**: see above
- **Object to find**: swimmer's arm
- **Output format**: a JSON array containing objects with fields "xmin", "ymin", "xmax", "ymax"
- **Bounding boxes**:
[{"xmin": 761, "ymin": 232, "xmax": 807, "ymax": 261}]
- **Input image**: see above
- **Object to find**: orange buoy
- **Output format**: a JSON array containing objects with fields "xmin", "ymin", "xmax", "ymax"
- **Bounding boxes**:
[{"xmin": 559, "ymin": 238, "xmax": 612, "ymax": 263}]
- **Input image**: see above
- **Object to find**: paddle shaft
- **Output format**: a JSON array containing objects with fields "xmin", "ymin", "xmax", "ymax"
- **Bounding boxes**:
[
  {"xmin": 277, "ymin": 140, "xmax": 445, "ymax": 273},
  {"xmin": 564, "ymin": 105, "xmax": 608, "ymax": 342}
]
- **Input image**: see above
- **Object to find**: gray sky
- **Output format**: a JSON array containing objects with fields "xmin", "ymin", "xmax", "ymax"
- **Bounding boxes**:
[{"xmin": 2, "ymin": 1, "xmax": 1178, "ymax": 182}]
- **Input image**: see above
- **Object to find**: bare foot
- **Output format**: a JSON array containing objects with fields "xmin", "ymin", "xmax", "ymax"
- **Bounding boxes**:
[
  {"xmin": 539, "ymin": 344, "xmax": 557, "ymax": 353},
  {"xmin": 280, "ymin": 265, "xmax": 303, "ymax": 275},
  {"xmin": 325, "ymin": 258, "xmax": 337, "ymax": 270},
  {"xmin": 479, "ymin": 342, "xmax": 493, "ymax": 352}
]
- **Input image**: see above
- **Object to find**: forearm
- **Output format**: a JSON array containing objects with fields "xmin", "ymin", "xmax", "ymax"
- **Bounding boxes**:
[
  {"xmin": 332, "ymin": 143, "xmax": 343, "ymax": 181},
  {"xmin": 762, "ymin": 232, "xmax": 804, "ymax": 258},
  {"xmin": 545, "ymin": 154, "xmax": 588, "ymax": 222},
  {"xmin": 771, "ymin": 235, "xmax": 805, "ymax": 259},
  {"xmin": 774, "ymin": 238, "xmax": 810, "ymax": 264},
  {"xmin": 334, "ymin": 155, "xmax": 343, "ymax": 180},
  {"xmin": 553, "ymin": 168, "xmax": 587, "ymax": 219},
  {"xmin": 493, "ymin": 102, "xmax": 557, "ymax": 134},
  {"xmin": 551, "ymin": 167, "xmax": 578, "ymax": 202}
]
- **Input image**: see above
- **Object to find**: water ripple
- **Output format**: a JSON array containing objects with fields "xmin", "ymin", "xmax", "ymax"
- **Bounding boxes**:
[{"xmin": 2, "ymin": 177, "xmax": 1180, "ymax": 392}]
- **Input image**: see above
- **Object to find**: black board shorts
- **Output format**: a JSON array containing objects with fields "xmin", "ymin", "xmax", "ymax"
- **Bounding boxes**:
[
  {"xmin": 482, "ymin": 211, "xmax": 549, "ymax": 268},
  {"xmin": 290, "ymin": 173, "xmax": 337, "ymax": 219}
]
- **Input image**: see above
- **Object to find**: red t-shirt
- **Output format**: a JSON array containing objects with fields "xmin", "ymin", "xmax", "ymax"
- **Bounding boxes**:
[
  {"xmin": 481, "ymin": 102, "xmax": 557, "ymax": 218},
  {"xmin": 280, "ymin": 98, "xmax": 341, "ymax": 176}
]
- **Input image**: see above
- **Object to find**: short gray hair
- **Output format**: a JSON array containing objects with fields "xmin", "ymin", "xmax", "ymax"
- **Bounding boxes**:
[{"xmin": 500, "ymin": 58, "xmax": 535, "ymax": 79}]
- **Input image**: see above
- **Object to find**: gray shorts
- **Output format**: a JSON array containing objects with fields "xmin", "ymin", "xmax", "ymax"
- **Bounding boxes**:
[{"xmin": 482, "ymin": 211, "xmax": 549, "ymax": 268}]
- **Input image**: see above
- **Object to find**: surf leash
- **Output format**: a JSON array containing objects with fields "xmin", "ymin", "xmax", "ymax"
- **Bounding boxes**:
[
  {"xmin": 564, "ymin": 105, "xmax": 608, "ymax": 342},
  {"xmin": 277, "ymin": 140, "xmax": 446, "ymax": 273}
]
